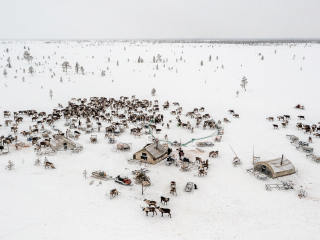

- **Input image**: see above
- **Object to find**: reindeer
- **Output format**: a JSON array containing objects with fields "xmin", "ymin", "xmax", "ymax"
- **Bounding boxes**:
[
  {"xmin": 314, "ymin": 133, "xmax": 320, "ymax": 138},
  {"xmin": 304, "ymin": 129, "xmax": 313, "ymax": 135},
  {"xmin": 142, "ymin": 207, "xmax": 157, "ymax": 217},
  {"xmin": 298, "ymin": 115, "xmax": 305, "ymax": 120},
  {"xmin": 170, "ymin": 187, "xmax": 177, "ymax": 196},
  {"xmin": 284, "ymin": 115, "xmax": 291, "ymax": 119},
  {"xmin": 273, "ymin": 124, "xmax": 278, "ymax": 129},
  {"xmin": 160, "ymin": 196, "xmax": 170, "ymax": 205},
  {"xmin": 277, "ymin": 116, "xmax": 284, "ymax": 121},
  {"xmin": 199, "ymin": 162, "xmax": 209, "ymax": 170},
  {"xmin": 110, "ymin": 189, "xmax": 119, "ymax": 199},
  {"xmin": 45, "ymin": 161, "xmax": 55, "ymax": 169},
  {"xmin": 233, "ymin": 113, "xmax": 239, "ymax": 118},
  {"xmin": 266, "ymin": 117, "xmax": 274, "ymax": 121},
  {"xmin": 209, "ymin": 151, "xmax": 219, "ymax": 158},
  {"xmin": 156, "ymin": 207, "xmax": 171, "ymax": 218},
  {"xmin": 40, "ymin": 141, "xmax": 49, "ymax": 148},
  {"xmin": 195, "ymin": 157, "xmax": 203, "ymax": 163},
  {"xmin": 228, "ymin": 110, "xmax": 234, "ymax": 114},
  {"xmin": 198, "ymin": 169, "xmax": 207, "ymax": 177},
  {"xmin": 144, "ymin": 199, "xmax": 157, "ymax": 207},
  {"xmin": 5, "ymin": 120, "xmax": 13, "ymax": 126},
  {"xmin": 281, "ymin": 122, "xmax": 287, "ymax": 128},
  {"xmin": 34, "ymin": 145, "xmax": 41, "ymax": 152}
]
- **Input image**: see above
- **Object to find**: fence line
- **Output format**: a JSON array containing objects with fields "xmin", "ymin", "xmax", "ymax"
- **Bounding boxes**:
[{"xmin": 147, "ymin": 119, "xmax": 220, "ymax": 147}]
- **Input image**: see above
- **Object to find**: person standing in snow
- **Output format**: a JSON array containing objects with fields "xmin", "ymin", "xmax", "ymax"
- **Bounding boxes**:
[{"xmin": 179, "ymin": 149, "xmax": 184, "ymax": 160}]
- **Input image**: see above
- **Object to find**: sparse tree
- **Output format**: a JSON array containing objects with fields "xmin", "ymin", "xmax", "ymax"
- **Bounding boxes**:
[
  {"xmin": 261, "ymin": 56, "xmax": 264, "ymax": 60},
  {"xmin": 80, "ymin": 66, "xmax": 84, "ymax": 75},
  {"xmin": 274, "ymin": 50, "xmax": 276, "ymax": 54},
  {"xmin": 3, "ymin": 69, "xmax": 7, "ymax": 78},
  {"xmin": 6, "ymin": 58, "xmax": 12, "ymax": 68},
  {"xmin": 60, "ymin": 77, "xmax": 63, "ymax": 83},
  {"xmin": 153, "ymin": 56, "xmax": 155, "ymax": 63},
  {"xmin": 157, "ymin": 54, "xmax": 162, "ymax": 62},
  {"xmin": 201, "ymin": 61, "xmax": 203, "ymax": 66},
  {"xmin": 23, "ymin": 51, "xmax": 32, "ymax": 63},
  {"xmin": 240, "ymin": 76, "xmax": 248, "ymax": 91},
  {"xmin": 216, "ymin": 56, "xmax": 218, "ymax": 60},
  {"xmin": 151, "ymin": 88, "xmax": 156, "ymax": 96},
  {"xmin": 62, "ymin": 61, "xmax": 71, "ymax": 73},
  {"xmin": 209, "ymin": 55, "xmax": 211, "ymax": 61},
  {"xmin": 101, "ymin": 70, "xmax": 105, "ymax": 76},
  {"xmin": 75, "ymin": 62, "xmax": 80, "ymax": 73},
  {"xmin": 236, "ymin": 91, "xmax": 239, "ymax": 97},
  {"xmin": 156, "ymin": 64, "xmax": 159, "ymax": 70},
  {"xmin": 28, "ymin": 66, "xmax": 35, "ymax": 76},
  {"xmin": 49, "ymin": 89, "xmax": 53, "ymax": 99},
  {"xmin": 133, "ymin": 172, "xmax": 150, "ymax": 195}
]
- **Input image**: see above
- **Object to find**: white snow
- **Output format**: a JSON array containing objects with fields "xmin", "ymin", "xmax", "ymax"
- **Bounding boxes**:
[{"xmin": 0, "ymin": 41, "xmax": 320, "ymax": 240}]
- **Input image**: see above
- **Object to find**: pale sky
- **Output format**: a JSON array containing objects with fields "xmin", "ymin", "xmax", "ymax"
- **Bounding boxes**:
[{"xmin": 1, "ymin": 0, "xmax": 320, "ymax": 39}]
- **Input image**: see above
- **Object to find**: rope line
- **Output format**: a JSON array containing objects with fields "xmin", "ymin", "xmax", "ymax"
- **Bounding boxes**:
[{"xmin": 147, "ymin": 119, "xmax": 220, "ymax": 146}]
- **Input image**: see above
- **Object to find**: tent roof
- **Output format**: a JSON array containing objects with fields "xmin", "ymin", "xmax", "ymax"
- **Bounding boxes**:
[
  {"xmin": 144, "ymin": 142, "xmax": 167, "ymax": 159},
  {"xmin": 257, "ymin": 157, "xmax": 295, "ymax": 173}
]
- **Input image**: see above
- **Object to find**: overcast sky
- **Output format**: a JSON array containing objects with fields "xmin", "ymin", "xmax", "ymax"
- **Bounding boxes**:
[{"xmin": 1, "ymin": 0, "xmax": 320, "ymax": 39}]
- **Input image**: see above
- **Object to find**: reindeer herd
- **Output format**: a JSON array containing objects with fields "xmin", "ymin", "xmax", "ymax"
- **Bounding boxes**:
[
  {"xmin": 1, "ymin": 96, "xmax": 222, "ymax": 220},
  {"xmin": 142, "ymin": 198, "xmax": 171, "ymax": 218},
  {"xmin": 268, "ymin": 114, "xmax": 320, "ymax": 136}
]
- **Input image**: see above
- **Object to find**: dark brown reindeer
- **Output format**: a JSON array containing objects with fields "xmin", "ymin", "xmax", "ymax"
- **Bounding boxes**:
[
  {"xmin": 160, "ymin": 196, "xmax": 170, "ymax": 205},
  {"xmin": 273, "ymin": 124, "xmax": 278, "ymax": 129},
  {"xmin": 156, "ymin": 207, "xmax": 171, "ymax": 218},
  {"xmin": 195, "ymin": 157, "xmax": 203, "ymax": 163},
  {"xmin": 298, "ymin": 115, "xmax": 305, "ymax": 120}
]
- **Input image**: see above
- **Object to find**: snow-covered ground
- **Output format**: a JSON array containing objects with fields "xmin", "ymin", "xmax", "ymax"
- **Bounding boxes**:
[{"xmin": 0, "ymin": 41, "xmax": 320, "ymax": 240}]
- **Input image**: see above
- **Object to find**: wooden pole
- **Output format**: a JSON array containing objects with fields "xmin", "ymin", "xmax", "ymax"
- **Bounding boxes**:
[
  {"xmin": 229, "ymin": 145, "xmax": 238, "ymax": 158},
  {"xmin": 253, "ymin": 145, "xmax": 254, "ymax": 165}
]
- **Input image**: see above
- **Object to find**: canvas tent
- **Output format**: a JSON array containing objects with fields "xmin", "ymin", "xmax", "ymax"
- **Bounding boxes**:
[{"xmin": 254, "ymin": 157, "xmax": 295, "ymax": 179}]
